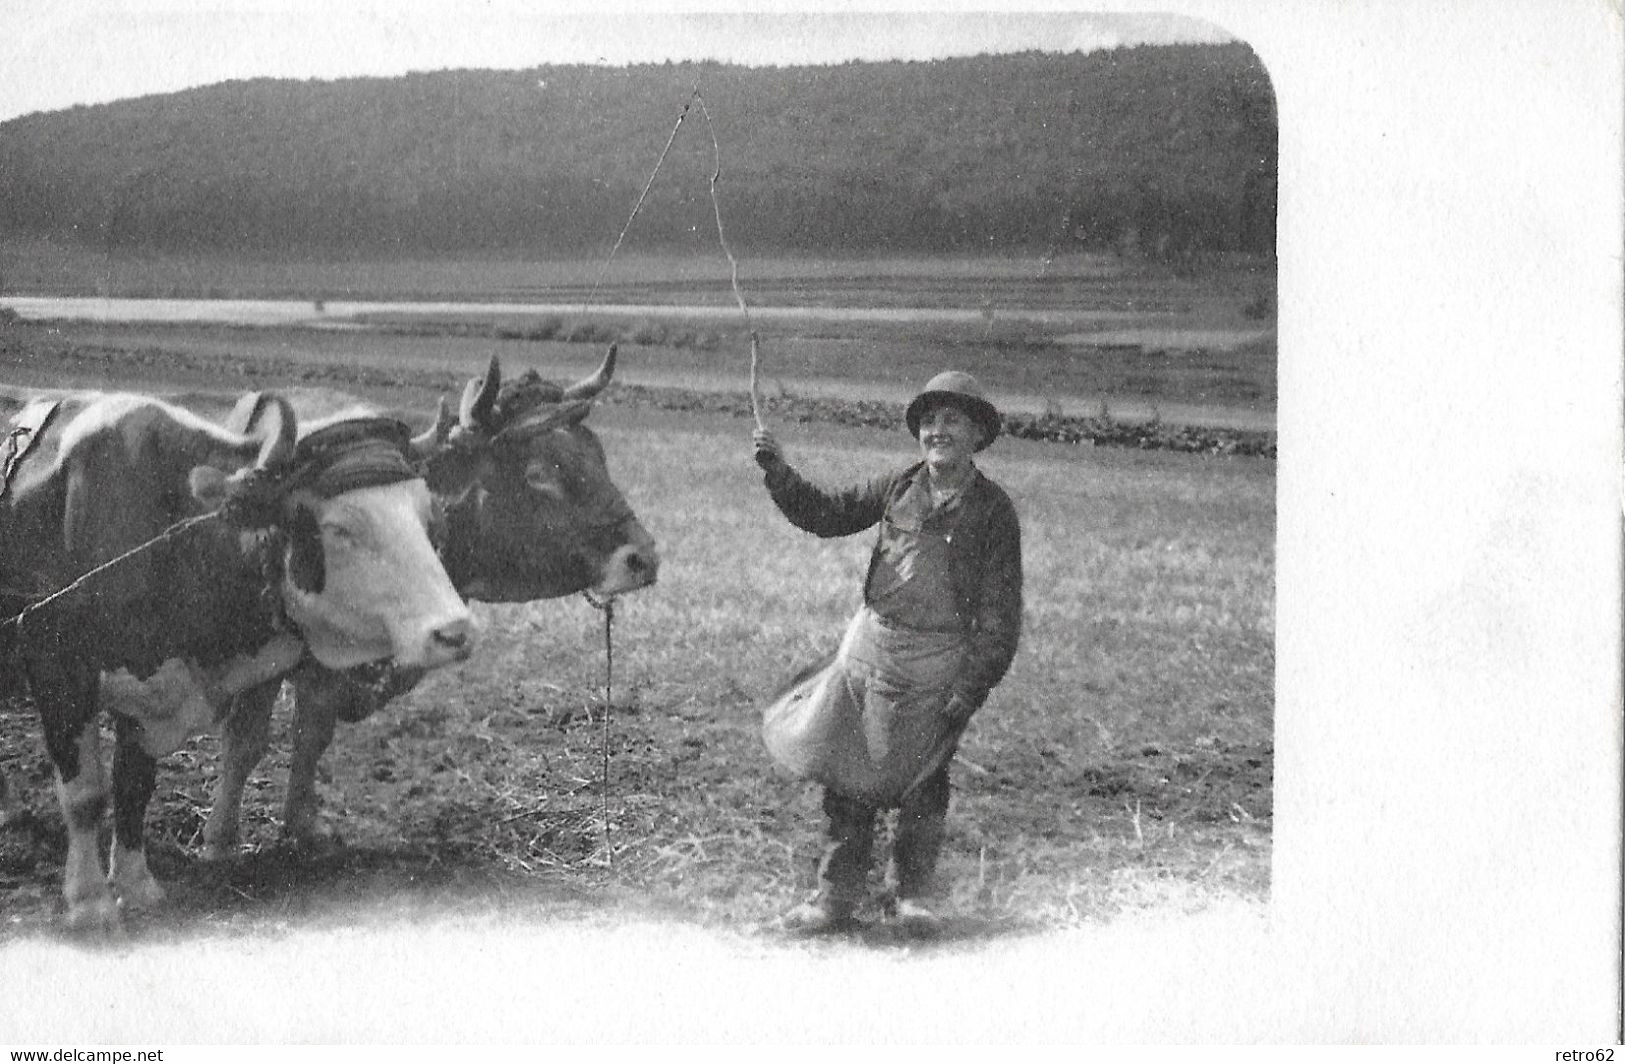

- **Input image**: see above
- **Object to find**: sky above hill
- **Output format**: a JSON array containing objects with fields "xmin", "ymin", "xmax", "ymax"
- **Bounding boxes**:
[{"xmin": 1, "ymin": 2, "xmax": 1236, "ymax": 124}]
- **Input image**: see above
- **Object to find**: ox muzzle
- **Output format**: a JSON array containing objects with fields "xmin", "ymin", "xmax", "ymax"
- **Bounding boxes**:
[{"xmin": 591, "ymin": 514, "xmax": 660, "ymax": 599}]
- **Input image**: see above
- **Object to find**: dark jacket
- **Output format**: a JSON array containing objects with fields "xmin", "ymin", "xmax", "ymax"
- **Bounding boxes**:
[{"xmin": 762, "ymin": 459, "xmax": 1022, "ymax": 709}]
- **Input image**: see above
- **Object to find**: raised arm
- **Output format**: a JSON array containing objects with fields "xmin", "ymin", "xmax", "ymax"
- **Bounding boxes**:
[{"xmin": 753, "ymin": 428, "xmax": 899, "ymax": 538}]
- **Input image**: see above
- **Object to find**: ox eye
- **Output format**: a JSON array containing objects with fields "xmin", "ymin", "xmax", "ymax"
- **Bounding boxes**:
[{"xmin": 526, "ymin": 464, "xmax": 567, "ymax": 498}]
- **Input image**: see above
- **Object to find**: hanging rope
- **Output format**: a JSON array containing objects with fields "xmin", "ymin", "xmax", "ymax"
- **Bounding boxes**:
[
  {"xmin": 561, "ymin": 91, "xmax": 711, "ymax": 873},
  {"xmin": 563, "ymin": 92, "xmax": 708, "ymax": 871},
  {"xmin": 582, "ymin": 592, "xmax": 615, "ymax": 868},
  {"xmin": 559, "ymin": 84, "xmax": 765, "ymax": 870},
  {"xmin": 599, "ymin": 597, "xmax": 613, "ymax": 868}
]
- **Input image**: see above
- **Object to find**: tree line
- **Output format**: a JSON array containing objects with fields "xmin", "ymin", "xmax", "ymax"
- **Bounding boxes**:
[{"xmin": 0, "ymin": 44, "xmax": 1276, "ymax": 259}]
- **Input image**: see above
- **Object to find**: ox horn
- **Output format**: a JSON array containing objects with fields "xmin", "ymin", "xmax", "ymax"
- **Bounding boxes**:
[
  {"xmin": 459, "ymin": 355, "xmax": 502, "ymax": 431},
  {"xmin": 560, "ymin": 344, "xmax": 617, "ymax": 401},
  {"xmin": 246, "ymin": 392, "xmax": 298, "ymax": 470},
  {"xmin": 411, "ymin": 397, "xmax": 456, "ymax": 457}
]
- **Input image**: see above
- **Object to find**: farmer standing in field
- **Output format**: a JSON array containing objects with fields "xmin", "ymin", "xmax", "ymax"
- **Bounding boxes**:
[{"xmin": 752, "ymin": 370, "xmax": 1023, "ymax": 936}]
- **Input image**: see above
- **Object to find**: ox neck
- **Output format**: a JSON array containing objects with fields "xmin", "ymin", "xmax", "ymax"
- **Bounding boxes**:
[
  {"xmin": 419, "ymin": 443, "xmax": 485, "ymax": 499},
  {"xmin": 437, "ymin": 484, "xmax": 483, "ymax": 593},
  {"xmin": 73, "ymin": 518, "xmax": 287, "ymax": 679}
]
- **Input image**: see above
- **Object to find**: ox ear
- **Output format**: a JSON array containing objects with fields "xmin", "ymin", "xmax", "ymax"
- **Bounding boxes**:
[
  {"xmin": 555, "ymin": 400, "xmax": 594, "ymax": 428},
  {"xmin": 189, "ymin": 465, "xmax": 232, "ymax": 510},
  {"xmin": 459, "ymin": 356, "xmax": 501, "ymax": 433},
  {"xmin": 411, "ymin": 397, "xmax": 455, "ymax": 458},
  {"xmin": 190, "ymin": 460, "xmax": 283, "ymax": 529},
  {"xmin": 286, "ymin": 505, "xmax": 326, "ymax": 594},
  {"xmin": 494, "ymin": 399, "xmax": 594, "ymax": 446},
  {"xmin": 560, "ymin": 344, "xmax": 617, "ymax": 401}
]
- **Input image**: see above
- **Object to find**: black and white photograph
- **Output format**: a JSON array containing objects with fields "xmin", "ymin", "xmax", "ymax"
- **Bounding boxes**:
[{"xmin": 0, "ymin": 0, "xmax": 1617, "ymax": 1048}]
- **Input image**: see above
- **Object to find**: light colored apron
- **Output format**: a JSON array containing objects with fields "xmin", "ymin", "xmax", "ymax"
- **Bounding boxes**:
[{"xmin": 762, "ymin": 606, "xmax": 966, "ymax": 806}]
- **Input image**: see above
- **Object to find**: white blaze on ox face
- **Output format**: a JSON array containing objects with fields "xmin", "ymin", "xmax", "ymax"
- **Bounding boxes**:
[{"xmin": 281, "ymin": 480, "xmax": 477, "ymax": 670}]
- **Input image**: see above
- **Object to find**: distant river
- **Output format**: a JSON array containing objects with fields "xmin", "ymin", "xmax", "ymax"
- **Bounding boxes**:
[{"xmin": 0, "ymin": 295, "xmax": 1144, "ymax": 330}]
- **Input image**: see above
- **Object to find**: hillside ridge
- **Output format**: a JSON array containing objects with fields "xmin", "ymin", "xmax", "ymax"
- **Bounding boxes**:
[{"xmin": 0, "ymin": 45, "xmax": 1276, "ymax": 258}]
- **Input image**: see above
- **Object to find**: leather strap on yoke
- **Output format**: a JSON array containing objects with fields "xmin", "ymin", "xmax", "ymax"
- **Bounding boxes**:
[
  {"xmin": 0, "ymin": 400, "xmax": 62, "ymax": 503},
  {"xmin": 286, "ymin": 418, "xmax": 422, "ymax": 498}
]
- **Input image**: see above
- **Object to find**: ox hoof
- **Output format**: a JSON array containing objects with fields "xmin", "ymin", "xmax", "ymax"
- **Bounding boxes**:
[
  {"xmin": 286, "ymin": 829, "xmax": 347, "ymax": 858},
  {"xmin": 62, "ymin": 893, "xmax": 122, "ymax": 935},
  {"xmin": 112, "ymin": 874, "xmax": 167, "ymax": 912},
  {"xmin": 109, "ymin": 848, "xmax": 168, "ymax": 912}
]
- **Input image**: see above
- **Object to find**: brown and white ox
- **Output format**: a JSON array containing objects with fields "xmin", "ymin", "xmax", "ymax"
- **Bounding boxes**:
[
  {"xmin": 0, "ymin": 390, "xmax": 475, "ymax": 930},
  {"xmin": 196, "ymin": 348, "xmax": 659, "ymax": 856}
]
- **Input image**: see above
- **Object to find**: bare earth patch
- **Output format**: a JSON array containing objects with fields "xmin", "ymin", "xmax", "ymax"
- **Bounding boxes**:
[{"xmin": 0, "ymin": 315, "xmax": 1272, "ymax": 1009}]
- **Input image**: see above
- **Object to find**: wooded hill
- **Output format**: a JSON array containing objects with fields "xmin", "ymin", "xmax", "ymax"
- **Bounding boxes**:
[{"xmin": 0, "ymin": 44, "xmax": 1275, "ymax": 258}]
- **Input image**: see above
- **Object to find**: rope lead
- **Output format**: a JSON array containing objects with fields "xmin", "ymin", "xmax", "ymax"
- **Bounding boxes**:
[
  {"xmin": 0, "ymin": 511, "xmax": 221, "ymax": 633},
  {"xmin": 600, "ymin": 596, "xmax": 614, "ymax": 869},
  {"xmin": 563, "ymin": 85, "xmax": 759, "ymax": 868},
  {"xmin": 582, "ymin": 591, "xmax": 616, "ymax": 869}
]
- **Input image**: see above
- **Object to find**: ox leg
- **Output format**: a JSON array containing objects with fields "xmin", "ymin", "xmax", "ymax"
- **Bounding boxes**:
[
  {"xmin": 201, "ymin": 682, "xmax": 279, "ymax": 861},
  {"xmin": 35, "ymin": 664, "xmax": 119, "ymax": 931},
  {"xmin": 282, "ymin": 674, "xmax": 344, "ymax": 847},
  {"xmin": 107, "ymin": 712, "xmax": 165, "ymax": 910}
]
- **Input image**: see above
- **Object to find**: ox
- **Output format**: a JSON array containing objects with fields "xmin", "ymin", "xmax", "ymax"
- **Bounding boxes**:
[
  {"xmin": 0, "ymin": 390, "xmax": 475, "ymax": 929},
  {"xmin": 196, "ymin": 348, "xmax": 659, "ymax": 856}
]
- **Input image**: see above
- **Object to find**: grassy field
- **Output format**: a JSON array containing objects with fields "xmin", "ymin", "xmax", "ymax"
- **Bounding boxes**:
[
  {"xmin": 0, "ymin": 319, "xmax": 1273, "ymax": 941},
  {"xmin": 0, "ymin": 228, "xmax": 1274, "ymax": 952}
]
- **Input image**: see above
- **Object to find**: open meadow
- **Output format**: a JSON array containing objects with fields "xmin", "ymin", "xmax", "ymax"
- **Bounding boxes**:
[
  {"xmin": 0, "ymin": 252, "xmax": 1275, "ymax": 1036},
  {"xmin": 0, "ymin": 304, "xmax": 1274, "ymax": 940}
]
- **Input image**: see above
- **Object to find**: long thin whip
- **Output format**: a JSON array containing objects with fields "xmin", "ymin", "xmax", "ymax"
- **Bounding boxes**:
[
  {"xmin": 693, "ymin": 90, "xmax": 765, "ymax": 431},
  {"xmin": 580, "ymin": 85, "xmax": 767, "ymax": 428},
  {"xmin": 577, "ymin": 87, "xmax": 701, "ymax": 316}
]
